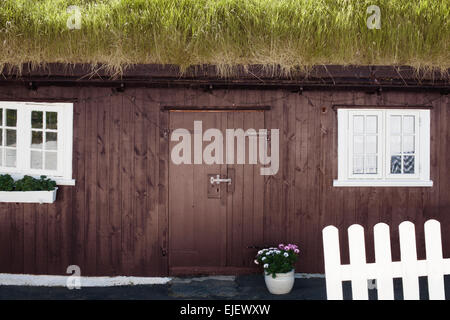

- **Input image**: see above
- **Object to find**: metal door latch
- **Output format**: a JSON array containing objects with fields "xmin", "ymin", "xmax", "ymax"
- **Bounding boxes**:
[{"xmin": 209, "ymin": 174, "xmax": 232, "ymax": 185}]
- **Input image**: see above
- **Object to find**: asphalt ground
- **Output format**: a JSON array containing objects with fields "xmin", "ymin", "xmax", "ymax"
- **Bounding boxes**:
[{"xmin": 0, "ymin": 274, "xmax": 449, "ymax": 300}]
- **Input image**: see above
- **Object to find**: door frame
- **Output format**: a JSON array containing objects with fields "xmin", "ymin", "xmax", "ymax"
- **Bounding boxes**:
[{"xmin": 163, "ymin": 107, "xmax": 269, "ymax": 276}]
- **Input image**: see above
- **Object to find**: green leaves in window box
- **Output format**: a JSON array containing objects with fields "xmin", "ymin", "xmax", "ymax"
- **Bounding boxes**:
[
  {"xmin": 0, "ymin": 174, "xmax": 57, "ymax": 191},
  {"xmin": 0, "ymin": 174, "xmax": 15, "ymax": 191}
]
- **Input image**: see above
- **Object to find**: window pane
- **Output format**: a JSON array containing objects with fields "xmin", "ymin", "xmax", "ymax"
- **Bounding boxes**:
[
  {"xmin": 32, "ymin": 111, "xmax": 43, "ymax": 129},
  {"xmin": 365, "ymin": 155, "xmax": 377, "ymax": 174},
  {"xmin": 45, "ymin": 132, "xmax": 57, "ymax": 150},
  {"xmin": 353, "ymin": 156, "xmax": 364, "ymax": 174},
  {"xmin": 366, "ymin": 116, "xmax": 377, "ymax": 134},
  {"xmin": 403, "ymin": 136, "xmax": 415, "ymax": 154},
  {"xmin": 390, "ymin": 135, "xmax": 401, "ymax": 154},
  {"xmin": 353, "ymin": 116, "xmax": 364, "ymax": 133},
  {"xmin": 0, "ymin": 109, "xmax": 2, "ymax": 125},
  {"xmin": 365, "ymin": 135, "xmax": 377, "ymax": 154},
  {"xmin": 0, "ymin": 149, "xmax": 2, "ymax": 166},
  {"xmin": 0, "ymin": 130, "xmax": 2, "ymax": 146},
  {"xmin": 5, "ymin": 149, "xmax": 16, "ymax": 167},
  {"xmin": 390, "ymin": 116, "xmax": 401, "ymax": 134},
  {"xmin": 6, "ymin": 129, "xmax": 16, "ymax": 147},
  {"xmin": 403, "ymin": 156, "xmax": 415, "ymax": 174},
  {"xmin": 46, "ymin": 112, "xmax": 58, "ymax": 130},
  {"xmin": 353, "ymin": 135, "xmax": 364, "ymax": 154},
  {"xmin": 403, "ymin": 116, "xmax": 415, "ymax": 134},
  {"xmin": 31, "ymin": 131, "xmax": 43, "ymax": 149},
  {"xmin": 45, "ymin": 152, "xmax": 57, "ymax": 170},
  {"xmin": 31, "ymin": 150, "xmax": 43, "ymax": 169},
  {"xmin": 390, "ymin": 156, "xmax": 402, "ymax": 174},
  {"xmin": 6, "ymin": 109, "xmax": 16, "ymax": 127}
]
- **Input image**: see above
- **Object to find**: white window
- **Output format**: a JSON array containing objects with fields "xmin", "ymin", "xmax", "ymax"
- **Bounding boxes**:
[
  {"xmin": 0, "ymin": 102, "xmax": 74, "ymax": 185},
  {"xmin": 334, "ymin": 108, "xmax": 432, "ymax": 187}
]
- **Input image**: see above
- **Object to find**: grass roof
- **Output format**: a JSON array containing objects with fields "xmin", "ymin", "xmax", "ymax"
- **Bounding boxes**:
[{"xmin": 0, "ymin": 0, "xmax": 448, "ymax": 76}]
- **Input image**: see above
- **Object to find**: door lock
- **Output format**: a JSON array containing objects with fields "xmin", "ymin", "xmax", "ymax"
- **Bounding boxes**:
[{"xmin": 209, "ymin": 174, "xmax": 232, "ymax": 185}]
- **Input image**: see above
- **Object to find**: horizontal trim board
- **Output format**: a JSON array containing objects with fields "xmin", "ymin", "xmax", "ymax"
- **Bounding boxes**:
[
  {"xmin": 4, "ymin": 63, "xmax": 450, "ymax": 81},
  {"xmin": 1, "ymin": 80, "xmax": 448, "ymax": 91},
  {"xmin": 0, "ymin": 273, "xmax": 171, "ymax": 287},
  {"xmin": 0, "ymin": 273, "xmax": 324, "ymax": 286},
  {"xmin": 169, "ymin": 267, "xmax": 259, "ymax": 276},
  {"xmin": 162, "ymin": 106, "xmax": 270, "ymax": 112}
]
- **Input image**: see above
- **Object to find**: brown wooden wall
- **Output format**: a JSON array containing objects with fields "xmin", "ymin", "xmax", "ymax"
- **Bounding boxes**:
[{"xmin": 0, "ymin": 85, "xmax": 448, "ymax": 276}]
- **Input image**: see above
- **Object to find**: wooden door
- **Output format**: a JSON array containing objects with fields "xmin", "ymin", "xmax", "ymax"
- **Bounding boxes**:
[{"xmin": 168, "ymin": 110, "xmax": 265, "ymax": 275}]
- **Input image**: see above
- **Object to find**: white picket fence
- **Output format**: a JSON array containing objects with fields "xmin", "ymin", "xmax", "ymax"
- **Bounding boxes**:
[{"xmin": 322, "ymin": 219, "xmax": 450, "ymax": 300}]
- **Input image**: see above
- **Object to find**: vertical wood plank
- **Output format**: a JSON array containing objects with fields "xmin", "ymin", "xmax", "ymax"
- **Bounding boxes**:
[
  {"xmin": 0, "ymin": 204, "xmax": 11, "ymax": 273},
  {"xmin": 251, "ymin": 99, "xmax": 265, "ymax": 268},
  {"xmin": 242, "ymin": 110, "xmax": 255, "ymax": 267},
  {"xmin": 109, "ymin": 93, "xmax": 122, "ymax": 275},
  {"xmin": 295, "ymin": 92, "xmax": 309, "ymax": 271},
  {"xmin": 142, "ymin": 89, "xmax": 160, "ymax": 275},
  {"xmin": 231, "ymin": 110, "xmax": 244, "ymax": 266},
  {"xmin": 9, "ymin": 203, "xmax": 23, "ymax": 273},
  {"xmin": 307, "ymin": 93, "xmax": 321, "ymax": 271},
  {"xmin": 84, "ymin": 88, "xmax": 99, "ymax": 275},
  {"xmin": 285, "ymin": 93, "xmax": 296, "ymax": 245},
  {"xmin": 158, "ymin": 88, "xmax": 169, "ymax": 275},
  {"xmin": 23, "ymin": 203, "xmax": 36, "ymax": 274},
  {"xmin": 60, "ymin": 187, "xmax": 73, "ymax": 274},
  {"xmin": 47, "ymin": 195, "xmax": 62, "ymax": 274},
  {"xmin": 35, "ymin": 204, "xmax": 48, "ymax": 274},
  {"xmin": 121, "ymin": 91, "xmax": 135, "ymax": 275},
  {"xmin": 132, "ymin": 89, "xmax": 147, "ymax": 276},
  {"xmin": 96, "ymin": 94, "xmax": 112, "ymax": 274},
  {"xmin": 71, "ymin": 90, "xmax": 86, "ymax": 273}
]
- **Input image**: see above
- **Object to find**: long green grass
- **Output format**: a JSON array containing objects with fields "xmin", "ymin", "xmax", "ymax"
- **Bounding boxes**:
[{"xmin": 0, "ymin": 0, "xmax": 448, "ymax": 76}]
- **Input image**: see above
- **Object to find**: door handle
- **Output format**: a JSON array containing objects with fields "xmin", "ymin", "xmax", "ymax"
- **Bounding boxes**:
[{"xmin": 210, "ymin": 174, "xmax": 232, "ymax": 185}]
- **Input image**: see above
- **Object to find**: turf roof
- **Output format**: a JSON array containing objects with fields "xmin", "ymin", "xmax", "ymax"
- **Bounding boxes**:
[{"xmin": 0, "ymin": 0, "xmax": 448, "ymax": 76}]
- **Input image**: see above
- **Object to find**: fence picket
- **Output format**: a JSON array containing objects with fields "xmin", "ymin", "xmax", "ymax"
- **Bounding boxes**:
[
  {"xmin": 373, "ymin": 223, "xmax": 394, "ymax": 300},
  {"xmin": 322, "ymin": 225, "xmax": 343, "ymax": 300},
  {"xmin": 348, "ymin": 224, "xmax": 368, "ymax": 300},
  {"xmin": 424, "ymin": 219, "xmax": 445, "ymax": 300},
  {"xmin": 322, "ymin": 219, "xmax": 450, "ymax": 300},
  {"xmin": 397, "ymin": 221, "xmax": 420, "ymax": 299}
]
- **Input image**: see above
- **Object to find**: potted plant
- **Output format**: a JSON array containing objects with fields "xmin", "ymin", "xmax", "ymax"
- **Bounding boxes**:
[
  {"xmin": 254, "ymin": 243, "xmax": 300, "ymax": 294},
  {"xmin": 0, "ymin": 174, "xmax": 58, "ymax": 203}
]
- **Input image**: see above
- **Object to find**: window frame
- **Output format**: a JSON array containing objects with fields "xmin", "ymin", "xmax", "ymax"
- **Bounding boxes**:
[
  {"xmin": 334, "ymin": 108, "xmax": 432, "ymax": 187},
  {"xmin": 347, "ymin": 110, "xmax": 384, "ymax": 180},
  {"xmin": 0, "ymin": 101, "xmax": 74, "ymax": 186}
]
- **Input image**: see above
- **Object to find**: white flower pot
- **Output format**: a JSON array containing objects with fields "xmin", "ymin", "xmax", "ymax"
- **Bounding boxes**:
[
  {"xmin": 264, "ymin": 269, "xmax": 295, "ymax": 294},
  {"xmin": 0, "ymin": 188, "xmax": 58, "ymax": 204}
]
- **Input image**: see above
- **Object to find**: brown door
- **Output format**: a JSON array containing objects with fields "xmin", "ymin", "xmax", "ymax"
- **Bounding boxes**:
[{"xmin": 168, "ymin": 111, "xmax": 265, "ymax": 275}]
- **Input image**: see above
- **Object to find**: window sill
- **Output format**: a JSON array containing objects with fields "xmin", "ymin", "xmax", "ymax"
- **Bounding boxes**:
[
  {"xmin": 0, "ymin": 173, "xmax": 76, "ymax": 186},
  {"xmin": 54, "ymin": 178, "xmax": 76, "ymax": 186},
  {"xmin": 333, "ymin": 180, "xmax": 433, "ymax": 187}
]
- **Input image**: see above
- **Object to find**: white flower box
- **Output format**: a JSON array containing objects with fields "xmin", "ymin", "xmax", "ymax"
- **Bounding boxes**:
[{"xmin": 0, "ymin": 188, "xmax": 58, "ymax": 204}]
